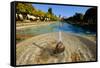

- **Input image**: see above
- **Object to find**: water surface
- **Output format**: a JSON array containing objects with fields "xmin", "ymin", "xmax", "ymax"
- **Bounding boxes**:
[{"xmin": 16, "ymin": 21, "xmax": 96, "ymax": 36}]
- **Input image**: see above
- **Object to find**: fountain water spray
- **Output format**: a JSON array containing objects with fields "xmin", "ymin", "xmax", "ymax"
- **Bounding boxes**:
[
  {"xmin": 53, "ymin": 22, "xmax": 65, "ymax": 54},
  {"xmin": 58, "ymin": 22, "xmax": 62, "ymax": 42},
  {"xmin": 58, "ymin": 29, "xmax": 62, "ymax": 42}
]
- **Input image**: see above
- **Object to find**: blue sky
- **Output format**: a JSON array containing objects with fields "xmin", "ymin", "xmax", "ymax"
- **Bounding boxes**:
[{"xmin": 32, "ymin": 4, "xmax": 92, "ymax": 17}]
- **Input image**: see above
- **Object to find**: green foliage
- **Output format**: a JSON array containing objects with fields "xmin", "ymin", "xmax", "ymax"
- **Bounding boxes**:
[
  {"xmin": 48, "ymin": 8, "xmax": 53, "ymax": 14},
  {"xmin": 16, "ymin": 3, "xmax": 35, "ymax": 14},
  {"xmin": 73, "ymin": 13, "xmax": 84, "ymax": 21},
  {"xmin": 16, "ymin": 3, "xmax": 59, "ymax": 21},
  {"xmin": 37, "ymin": 10, "xmax": 45, "ymax": 17},
  {"xmin": 64, "ymin": 13, "xmax": 84, "ymax": 23}
]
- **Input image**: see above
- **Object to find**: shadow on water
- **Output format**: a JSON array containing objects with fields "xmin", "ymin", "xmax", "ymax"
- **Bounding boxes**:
[
  {"xmin": 33, "ymin": 43, "xmax": 45, "ymax": 50},
  {"xmin": 32, "ymin": 42, "xmax": 54, "ymax": 56}
]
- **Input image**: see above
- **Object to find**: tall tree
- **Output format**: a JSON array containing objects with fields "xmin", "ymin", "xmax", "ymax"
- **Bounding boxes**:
[
  {"xmin": 48, "ymin": 8, "xmax": 53, "ymax": 14},
  {"xmin": 16, "ymin": 3, "xmax": 35, "ymax": 14}
]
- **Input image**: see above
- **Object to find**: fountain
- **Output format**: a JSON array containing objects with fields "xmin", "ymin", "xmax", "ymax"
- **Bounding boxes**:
[{"xmin": 53, "ymin": 22, "xmax": 65, "ymax": 54}]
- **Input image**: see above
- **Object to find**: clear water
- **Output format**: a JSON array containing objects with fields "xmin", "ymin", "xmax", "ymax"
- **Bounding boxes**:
[{"xmin": 16, "ymin": 21, "xmax": 96, "ymax": 36}]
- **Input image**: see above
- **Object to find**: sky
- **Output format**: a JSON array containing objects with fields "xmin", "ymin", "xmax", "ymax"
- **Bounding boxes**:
[{"xmin": 32, "ymin": 4, "xmax": 92, "ymax": 18}]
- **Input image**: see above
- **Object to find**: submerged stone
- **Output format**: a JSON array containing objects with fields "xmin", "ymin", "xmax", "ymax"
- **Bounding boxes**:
[{"xmin": 53, "ymin": 41, "xmax": 65, "ymax": 54}]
